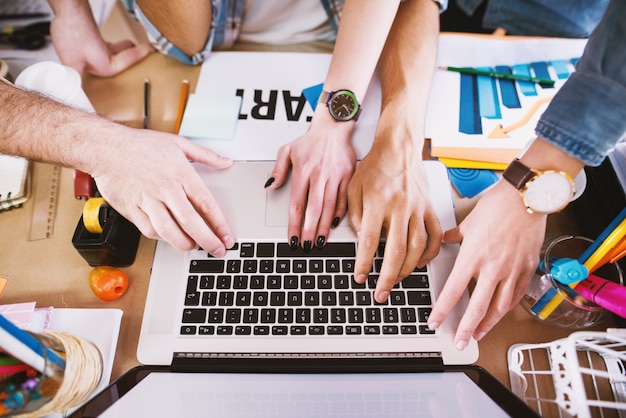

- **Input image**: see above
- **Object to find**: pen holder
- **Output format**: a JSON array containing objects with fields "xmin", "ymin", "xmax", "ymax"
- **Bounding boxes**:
[
  {"xmin": 0, "ymin": 331, "xmax": 103, "ymax": 417},
  {"xmin": 521, "ymin": 235, "xmax": 624, "ymax": 329},
  {"xmin": 71, "ymin": 207, "xmax": 140, "ymax": 267}
]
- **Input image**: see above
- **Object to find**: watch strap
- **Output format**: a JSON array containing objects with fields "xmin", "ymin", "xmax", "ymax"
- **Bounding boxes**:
[
  {"xmin": 318, "ymin": 90, "xmax": 332, "ymax": 106},
  {"xmin": 502, "ymin": 158, "xmax": 536, "ymax": 190}
]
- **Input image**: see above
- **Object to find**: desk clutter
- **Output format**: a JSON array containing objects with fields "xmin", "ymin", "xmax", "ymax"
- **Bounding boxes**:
[
  {"xmin": 0, "ymin": 302, "xmax": 122, "ymax": 416},
  {"xmin": 0, "ymin": 155, "xmax": 31, "ymax": 212}
]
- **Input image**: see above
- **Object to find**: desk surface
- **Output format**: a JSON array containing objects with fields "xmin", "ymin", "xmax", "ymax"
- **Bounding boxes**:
[{"xmin": 0, "ymin": 8, "xmax": 611, "ymax": 391}]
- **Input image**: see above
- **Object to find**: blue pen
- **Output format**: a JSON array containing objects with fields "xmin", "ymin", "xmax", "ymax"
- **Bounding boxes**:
[{"xmin": 0, "ymin": 314, "xmax": 65, "ymax": 377}]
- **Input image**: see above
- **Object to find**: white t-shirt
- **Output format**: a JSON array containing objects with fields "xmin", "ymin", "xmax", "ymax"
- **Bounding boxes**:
[{"xmin": 239, "ymin": 0, "xmax": 336, "ymax": 45}]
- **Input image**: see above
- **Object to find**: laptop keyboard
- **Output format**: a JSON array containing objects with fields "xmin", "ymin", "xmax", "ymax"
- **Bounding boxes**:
[{"xmin": 180, "ymin": 241, "xmax": 435, "ymax": 337}]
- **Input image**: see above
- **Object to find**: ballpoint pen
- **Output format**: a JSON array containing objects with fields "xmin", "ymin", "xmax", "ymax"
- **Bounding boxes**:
[{"xmin": 439, "ymin": 66, "xmax": 555, "ymax": 87}]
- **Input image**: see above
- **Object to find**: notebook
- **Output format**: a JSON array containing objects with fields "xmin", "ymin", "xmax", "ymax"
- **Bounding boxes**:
[
  {"xmin": 71, "ymin": 359, "xmax": 539, "ymax": 418},
  {"xmin": 0, "ymin": 154, "xmax": 31, "ymax": 211},
  {"xmin": 137, "ymin": 160, "xmax": 479, "ymax": 367}
]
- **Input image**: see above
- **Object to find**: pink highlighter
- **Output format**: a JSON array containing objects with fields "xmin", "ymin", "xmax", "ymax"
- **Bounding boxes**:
[{"xmin": 576, "ymin": 274, "xmax": 626, "ymax": 318}]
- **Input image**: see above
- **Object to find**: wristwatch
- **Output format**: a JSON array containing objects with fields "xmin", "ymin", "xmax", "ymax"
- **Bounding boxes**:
[
  {"xmin": 318, "ymin": 89, "xmax": 362, "ymax": 122},
  {"xmin": 502, "ymin": 158, "xmax": 575, "ymax": 215}
]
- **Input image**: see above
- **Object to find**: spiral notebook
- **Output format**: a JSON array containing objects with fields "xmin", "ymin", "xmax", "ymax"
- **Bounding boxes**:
[{"xmin": 0, "ymin": 154, "xmax": 31, "ymax": 211}]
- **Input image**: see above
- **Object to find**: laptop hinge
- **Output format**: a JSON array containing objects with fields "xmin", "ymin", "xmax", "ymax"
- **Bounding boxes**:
[{"xmin": 170, "ymin": 352, "xmax": 445, "ymax": 372}]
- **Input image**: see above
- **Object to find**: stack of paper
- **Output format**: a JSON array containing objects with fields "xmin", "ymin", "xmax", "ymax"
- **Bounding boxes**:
[{"xmin": 426, "ymin": 34, "xmax": 588, "ymax": 167}]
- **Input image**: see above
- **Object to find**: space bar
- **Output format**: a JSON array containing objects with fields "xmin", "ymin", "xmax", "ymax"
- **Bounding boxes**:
[{"xmin": 277, "ymin": 242, "xmax": 356, "ymax": 257}]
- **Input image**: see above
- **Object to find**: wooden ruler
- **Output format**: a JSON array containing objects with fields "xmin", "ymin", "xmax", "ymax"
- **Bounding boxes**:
[{"xmin": 28, "ymin": 163, "xmax": 61, "ymax": 241}]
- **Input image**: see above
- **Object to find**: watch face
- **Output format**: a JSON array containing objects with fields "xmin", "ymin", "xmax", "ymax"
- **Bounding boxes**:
[
  {"xmin": 328, "ymin": 90, "xmax": 359, "ymax": 121},
  {"xmin": 524, "ymin": 171, "xmax": 574, "ymax": 214}
]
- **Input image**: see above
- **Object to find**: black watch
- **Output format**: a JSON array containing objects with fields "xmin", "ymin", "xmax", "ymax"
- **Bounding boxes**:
[{"xmin": 318, "ymin": 89, "xmax": 362, "ymax": 122}]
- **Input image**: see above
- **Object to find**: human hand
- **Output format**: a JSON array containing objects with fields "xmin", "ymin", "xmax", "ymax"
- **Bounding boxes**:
[
  {"xmin": 348, "ymin": 150, "xmax": 442, "ymax": 303},
  {"xmin": 427, "ymin": 181, "xmax": 546, "ymax": 350},
  {"xmin": 49, "ymin": 3, "xmax": 153, "ymax": 77},
  {"xmin": 90, "ymin": 126, "xmax": 235, "ymax": 256},
  {"xmin": 266, "ymin": 115, "xmax": 356, "ymax": 250}
]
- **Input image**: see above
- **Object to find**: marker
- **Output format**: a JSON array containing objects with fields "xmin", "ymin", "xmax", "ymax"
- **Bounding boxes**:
[
  {"xmin": 143, "ymin": 77, "xmax": 150, "ymax": 129},
  {"xmin": 576, "ymin": 274, "xmax": 626, "ymax": 318},
  {"xmin": 439, "ymin": 66, "xmax": 555, "ymax": 87}
]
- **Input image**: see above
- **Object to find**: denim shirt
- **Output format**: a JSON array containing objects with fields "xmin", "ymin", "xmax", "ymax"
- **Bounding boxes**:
[
  {"xmin": 123, "ymin": 0, "xmax": 447, "ymax": 65},
  {"xmin": 535, "ymin": 0, "xmax": 626, "ymax": 166},
  {"xmin": 455, "ymin": 0, "xmax": 610, "ymax": 38}
]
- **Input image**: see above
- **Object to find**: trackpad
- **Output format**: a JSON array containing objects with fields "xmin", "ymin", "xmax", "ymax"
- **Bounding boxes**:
[{"xmin": 264, "ymin": 182, "xmax": 351, "ymax": 230}]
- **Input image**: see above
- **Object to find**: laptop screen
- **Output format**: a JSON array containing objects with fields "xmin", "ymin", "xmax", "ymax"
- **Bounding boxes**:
[{"xmin": 70, "ymin": 361, "xmax": 538, "ymax": 417}]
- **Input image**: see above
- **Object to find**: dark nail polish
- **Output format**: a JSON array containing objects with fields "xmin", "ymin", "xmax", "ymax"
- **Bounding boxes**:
[
  {"xmin": 303, "ymin": 240, "xmax": 312, "ymax": 252},
  {"xmin": 331, "ymin": 217, "xmax": 340, "ymax": 228},
  {"xmin": 264, "ymin": 177, "xmax": 275, "ymax": 188},
  {"xmin": 316, "ymin": 235, "xmax": 326, "ymax": 248},
  {"xmin": 290, "ymin": 236, "xmax": 299, "ymax": 249}
]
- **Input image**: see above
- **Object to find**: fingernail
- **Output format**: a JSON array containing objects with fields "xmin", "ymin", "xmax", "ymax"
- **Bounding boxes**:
[
  {"xmin": 455, "ymin": 339, "xmax": 468, "ymax": 351},
  {"xmin": 427, "ymin": 321, "xmax": 439, "ymax": 331},
  {"xmin": 316, "ymin": 235, "xmax": 326, "ymax": 248},
  {"xmin": 212, "ymin": 246, "xmax": 226, "ymax": 258},
  {"xmin": 331, "ymin": 217, "xmax": 340, "ymax": 228},
  {"xmin": 377, "ymin": 291, "xmax": 389, "ymax": 303},
  {"xmin": 303, "ymin": 240, "xmax": 312, "ymax": 252},
  {"xmin": 222, "ymin": 235, "xmax": 235, "ymax": 249},
  {"xmin": 475, "ymin": 331, "xmax": 486, "ymax": 341},
  {"xmin": 264, "ymin": 177, "xmax": 275, "ymax": 188},
  {"xmin": 290, "ymin": 236, "xmax": 299, "ymax": 249}
]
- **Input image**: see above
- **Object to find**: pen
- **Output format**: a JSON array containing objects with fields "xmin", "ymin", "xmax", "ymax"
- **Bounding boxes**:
[
  {"xmin": 143, "ymin": 77, "xmax": 150, "ymax": 129},
  {"xmin": 174, "ymin": 79, "xmax": 190, "ymax": 134},
  {"xmin": 440, "ymin": 66, "xmax": 555, "ymax": 87}
]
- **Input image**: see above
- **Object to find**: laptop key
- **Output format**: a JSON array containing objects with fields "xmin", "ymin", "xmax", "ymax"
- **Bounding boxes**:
[
  {"xmin": 182, "ymin": 308, "xmax": 206, "ymax": 323},
  {"xmin": 272, "ymin": 326, "xmax": 288, "ymax": 335},
  {"xmin": 327, "ymin": 326, "xmax": 343, "ymax": 335},
  {"xmin": 419, "ymin": 325, "xmax": 436, "ymax": 335},
  {"xmin": 290, "ymin": 326, "xmax": 306, "ymax": 335},
  {"xmin": 217, "ymin": 326, "xmax": 233, "ymax": 335},
  {"xmin": 402, "ymin": 274, "xmax": 430, "ymax": 288},
  {"xmin": 309, "ymin": 325, "xmax": 325, "ymax": 335},
  {"xmin": 254, "ymin": 326, "xmax": 270, "ymax": 335},
  {"xmin": 235, "ymin": 325, "xmax": 252, "ymax": 335},
  {"xmin": 180, "ymin": 326, "xmax": 196, "ymax": 335},
  {"xmin": 401, "ymin": 325, "xmax": 418, "ymax": 334},
  {"xmin": 277, "ymin": 242, "xmax": 356, "ymax": 257},
  {"xmin": 346, "ymin": 326, "xmax": 362, "ymax": 335},
  {"xmin": 190, "ymin": 259, "xmax": 225, "ymax": 273},
  {"xmin": 364, "ymin": 326, "xmax": 380, "ymax": 334},
  {"xmin": 407, "ymin": 291, "xmax": 432, "ymax": 305},
  {"xmin": 382, "ymin": 325, "xmax": 399, "ymax": 334},
  {"xmin": 198, "ymin": 326, "xmax": 214, "ymax": 335}
]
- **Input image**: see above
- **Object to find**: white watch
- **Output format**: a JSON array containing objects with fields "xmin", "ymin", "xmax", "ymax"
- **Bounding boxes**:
[{"xmin": 502, "ymin": 158, "xmax": 575, "ymax": 215}]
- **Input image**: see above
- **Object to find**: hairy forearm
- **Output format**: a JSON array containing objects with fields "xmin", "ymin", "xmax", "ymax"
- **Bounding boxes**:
[
  {"xmin": 0, "ymin": 82, "xmax": 120, "ymax": 172},
  {"xmin": 375, "ymin": 0, "xmax": 439, "ymax": 155}
]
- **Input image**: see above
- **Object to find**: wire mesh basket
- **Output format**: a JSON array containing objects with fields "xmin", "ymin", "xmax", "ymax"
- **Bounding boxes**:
[{"xmin": 508, "ymin": 329, "xmax": 626, "ymax": 417}]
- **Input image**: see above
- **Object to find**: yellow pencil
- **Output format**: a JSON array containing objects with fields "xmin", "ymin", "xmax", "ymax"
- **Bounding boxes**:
[
  {"xmin": 174, "ymin": 79, "xmax": 190, "ymax": 135},
  {"xmin": 538, "ymin": 217, "xmax": 626, "ymax": 319}
]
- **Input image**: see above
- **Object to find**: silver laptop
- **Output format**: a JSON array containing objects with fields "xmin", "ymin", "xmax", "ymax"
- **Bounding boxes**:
[{"xmin": 137, "ymin": 159, "xmax": 478, "ymax": 366}]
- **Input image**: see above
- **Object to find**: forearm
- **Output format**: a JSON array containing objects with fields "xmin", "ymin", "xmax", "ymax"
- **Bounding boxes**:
[
  {"xmin": 374, "ymin": 0, "xmax": 439, "ymax": 160},
  {"xmin": 0, "ymin": 82, "xmax": 122, "ymax": 173},
  {"xmin": 323, "ymin": 0, "xmax": 401, "ymax": 100}
]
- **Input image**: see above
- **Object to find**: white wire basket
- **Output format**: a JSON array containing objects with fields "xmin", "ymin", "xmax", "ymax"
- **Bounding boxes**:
[{"xmin": 508, "ymin": 329, "xmax": 626, "ymax": 417}]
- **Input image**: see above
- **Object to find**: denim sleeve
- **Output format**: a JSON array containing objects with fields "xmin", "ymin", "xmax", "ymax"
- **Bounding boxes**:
[{"xmin": 535, "ymin": 0, "xmax": 626, "ymax": 166}]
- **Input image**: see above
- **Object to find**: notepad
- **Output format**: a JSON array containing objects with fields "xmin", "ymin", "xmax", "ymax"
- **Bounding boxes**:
[
  {"xmin": 0, "ymin": 154, "xmax": 31, "ymax": 211},
  {"xmin": 178, "ymin": 94, "xmax": 242, "ymax": 141}
]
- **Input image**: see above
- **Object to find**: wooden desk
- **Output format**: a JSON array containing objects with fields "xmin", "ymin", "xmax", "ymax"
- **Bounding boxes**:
[{"xmin": 0, "ymin": 9, "xmax": 612, "ymax": 390}]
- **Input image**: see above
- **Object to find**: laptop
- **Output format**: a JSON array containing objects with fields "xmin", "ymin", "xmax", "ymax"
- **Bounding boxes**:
[
  {"xmin": 71, "ymin": 358, "xmax": 539, "ymax": 417},
  {"xmin": 137, "ymin": 159, "xmax": 479, "ymax": 366}
]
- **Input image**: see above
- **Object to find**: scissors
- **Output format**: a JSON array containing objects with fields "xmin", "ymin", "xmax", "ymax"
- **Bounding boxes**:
[{"xmin": 0, "ymin": 21, "xmax": 50, "ymax": 50}]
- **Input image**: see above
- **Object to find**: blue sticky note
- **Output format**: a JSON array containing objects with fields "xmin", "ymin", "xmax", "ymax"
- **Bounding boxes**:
[
  {"xmin": 179, "ymin": 94, "xmax": 242, "ymax": 140},
  {"xmin": 302, "ymin": 83, "xmax": 324, "ymax": 111},
  {"xmin": 448, "ymin": 168, "xmax": 499, "ymax": 198}
]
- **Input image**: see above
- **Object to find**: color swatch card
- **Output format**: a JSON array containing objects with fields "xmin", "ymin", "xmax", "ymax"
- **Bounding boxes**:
[{"xmin": 426, "ymin": 34, "xmax": 588, "ymax": 164}]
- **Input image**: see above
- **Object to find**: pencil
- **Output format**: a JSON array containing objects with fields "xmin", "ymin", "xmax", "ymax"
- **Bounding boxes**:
[
  {"xmin": 440, "ymin": 66, "xmax": 555, "ymax": 87},
  {"xmin": 174, "ymin": 79, "xmax": 190, "ymax": 134},
  {"xmin": 143, "ymin": 77, "xmax": 150, "ymax": 129}
]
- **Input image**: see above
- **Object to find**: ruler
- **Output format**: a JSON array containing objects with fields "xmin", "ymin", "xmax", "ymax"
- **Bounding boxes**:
[{"xmin": 28, "ymin": 163, "xmax": 61, "ymax": 241}]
